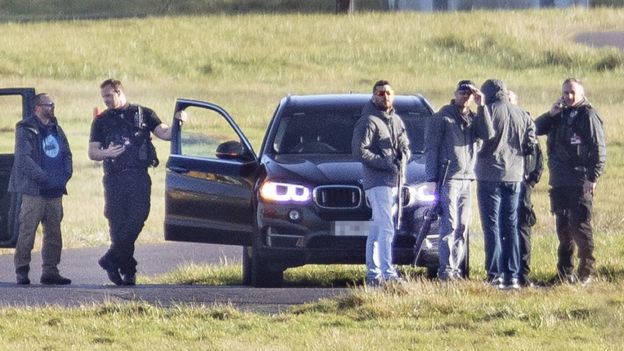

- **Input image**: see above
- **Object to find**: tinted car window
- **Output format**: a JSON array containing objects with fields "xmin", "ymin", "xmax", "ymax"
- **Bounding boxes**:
[{"xmin": 272, "ymin": 107, "xmax": 428, "ymax": 155}]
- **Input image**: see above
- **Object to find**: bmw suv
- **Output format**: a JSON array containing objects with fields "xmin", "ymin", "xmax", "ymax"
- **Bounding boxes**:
[{"xmin": 164, "ymin": 93, "xmax": 458, "ymax": 287}]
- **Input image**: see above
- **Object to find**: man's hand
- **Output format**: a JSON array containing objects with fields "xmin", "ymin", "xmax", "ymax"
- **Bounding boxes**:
[
  {"xmin": 549, "ymin": 98, "xmax": 564, "ymax": 116},
  {"xmin": 424, "ymin": 182, "xmax": 437, "ymax": 196},
  {"xmin": 174, "ymin": 110, "xmax": 188, "ymax": 123},
  {"xmin": 468, "ymin": 84, "xmax": 485, "ymax": 106},
  {"xmin": 583, "ymin": 180, "xmax": 596, "ymax": 195},
  {"xmin": 104, "ymin": 142, "xmax": 125, "ymax": 159}
]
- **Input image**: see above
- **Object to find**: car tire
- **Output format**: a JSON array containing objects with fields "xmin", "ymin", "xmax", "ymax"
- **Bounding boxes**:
[
  {"xmin": 243, "ymin": 245, "xmax": 284, "ymax": 287},
  {"xmin": 251, "ymin": 256, "xmax": 284, "ymax": 288}
]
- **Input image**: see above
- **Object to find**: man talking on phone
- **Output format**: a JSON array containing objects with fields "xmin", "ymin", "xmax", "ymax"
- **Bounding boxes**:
[{"xmin": 535, "ymin": 78, "xmax": 606, "ymax": 285}]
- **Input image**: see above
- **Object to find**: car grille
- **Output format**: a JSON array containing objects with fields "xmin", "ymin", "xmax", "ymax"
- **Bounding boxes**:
[{"xmin": 313, "ymin": 185, "xmax": 361, "ymax": 209}]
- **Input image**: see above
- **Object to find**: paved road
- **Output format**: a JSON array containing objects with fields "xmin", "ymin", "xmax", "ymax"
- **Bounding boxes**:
[
  {"xmin": 575, "ymin": 31, "xmax": 624, "ymax": 51},
  {"xmin": 0, "ymin": 242, "xmax": 347, "ymax": 313}
]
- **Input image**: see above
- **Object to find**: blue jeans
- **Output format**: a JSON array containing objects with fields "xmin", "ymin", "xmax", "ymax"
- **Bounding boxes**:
[
  {"xmin": 437, "ymin": 179, "xmax": 471, "ymax": 279},
  {"xmin": 365, "ymin": 186, "xmax": 398, "ymax": 281},
  {"xmin": 477, "ymin": 181, "xmax": 521, "ymax": 283}
]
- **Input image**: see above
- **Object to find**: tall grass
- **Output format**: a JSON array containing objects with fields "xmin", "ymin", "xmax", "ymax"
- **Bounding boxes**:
[{"xmin": 0, "ymin": 8, "xmax": 622, "ymax": 258}]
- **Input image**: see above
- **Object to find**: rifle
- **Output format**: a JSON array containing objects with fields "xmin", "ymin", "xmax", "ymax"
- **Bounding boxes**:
[
  {"xmin": 413, "ymin": 159, "xmax": 451, "ymax": 266},
  {"xmin": 395, "ymin": 152, "xmax": 406, "ymax": 231}
]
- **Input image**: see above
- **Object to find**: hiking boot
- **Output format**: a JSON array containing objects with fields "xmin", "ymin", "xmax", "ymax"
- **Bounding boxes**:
[
  {"xmin": 99, "ymin": 257, "xmax": 123, "ymax": 286},
  {"xmin": 16, "ymin": 273, "xmax": 30, "ymax": 285},
  {"xmin": 104, "ymin": 269, "xmax": 123, "ymax": 286},
  {"xmin": 40, "ymin": 273, "xmax": 72, "ymax": 285},
  {"xmin": 121, "ymin": 273, "xmax": 136, "ymax": 286}
]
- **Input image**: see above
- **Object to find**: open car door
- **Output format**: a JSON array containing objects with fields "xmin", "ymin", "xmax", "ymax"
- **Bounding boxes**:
[
  {"xmin": 0, "ymin": 88, "xmax": 36, "ymax": 248},
  {"xmin": 164, "ymin": 99, "xmax": 258, "ymax": 246}
]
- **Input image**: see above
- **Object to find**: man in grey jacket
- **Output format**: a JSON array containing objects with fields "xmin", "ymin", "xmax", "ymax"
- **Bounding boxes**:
[
  {"xmin": 476, "ymin": 79, "xmax": 536, "ymax": 290},
  {"xmin": 352, "ymin": 80, "xmax": 410, "ymax": 285},
  {"xmin": 535, "ymin": 78, "xmax": 606, "ymax": 285},
  {"xmin": 9, "ymin": 93, "xmax": 73, "ymax": 285},
  {"xmin": 425, "ymin": 80, "xmax": 494, "ymax": 281}
]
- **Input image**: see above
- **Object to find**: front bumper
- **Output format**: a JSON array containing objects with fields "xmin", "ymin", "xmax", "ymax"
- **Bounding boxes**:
[{"xmin": 256, "ymin": 201, "xmax": 439, "ymax": 269}]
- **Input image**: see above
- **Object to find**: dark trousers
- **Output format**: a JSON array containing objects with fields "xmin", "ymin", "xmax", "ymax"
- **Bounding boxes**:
[
  {"xmin": 477, "ymin": 181, "xmax": 521, "ymax": 283},
  {"xmin": 550, "ymin": 186, "xmax": 595, "ymax": 279},
  {"xmin": 100, "ymin": 169, "xmax": 151, "ymax": 275},
  {"xmin": 518, "ymin": 183, "xmax": 536, "ymax": 284}
]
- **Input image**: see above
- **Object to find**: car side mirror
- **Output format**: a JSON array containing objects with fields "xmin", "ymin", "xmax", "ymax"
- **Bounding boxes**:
[{"xmin": 216, "ymin": 140, "xmax": 251, "ymax": 161}]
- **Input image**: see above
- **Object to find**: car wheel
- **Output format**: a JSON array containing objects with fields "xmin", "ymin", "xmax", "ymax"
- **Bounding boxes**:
[{"xmin": 251, "ymin": 255, "xmax": 284, "ymax": 288}]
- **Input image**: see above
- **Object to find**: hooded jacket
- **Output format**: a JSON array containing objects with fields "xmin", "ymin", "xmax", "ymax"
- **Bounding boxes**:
[
  {"xmin": 475, "ymin": 79, "xmax": 536, "ymax": 182},
  {"xmin": 425, "ymin": 101, "xmax": 494, "ymax": 182},
  {"xmin": 535, "ymin": 98, "xmax": 606, "ymax": 187},
  {"xmin": 8, "ymin": 115, "xmax": 72, "ymax": 196},
  {"xmin": 352, "ymin": 100, "xmax": 410, "ymax": 190}
]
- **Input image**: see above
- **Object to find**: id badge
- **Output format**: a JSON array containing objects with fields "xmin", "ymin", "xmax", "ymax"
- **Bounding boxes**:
[{"xmin": 570, "ymin": 133, "xmax": 582, "ymax": 145}]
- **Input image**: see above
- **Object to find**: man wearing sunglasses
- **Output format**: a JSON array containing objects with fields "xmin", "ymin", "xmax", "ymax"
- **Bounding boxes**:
[
  {"xmin": 9, "ymin": 93, "xmax": 73, "ymax": 285},
  {"xmin": 352, "ymin": 80, "xmax": 410, "ymax": 286},
  {"xmin": 425, "ymin": 80, "xmax": 494, "ymax": 281}
]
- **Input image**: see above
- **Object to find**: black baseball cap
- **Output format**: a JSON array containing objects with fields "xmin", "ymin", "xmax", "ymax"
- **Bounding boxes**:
[{"xmin": 456, "ymin": 80, "xmax": 475, "ymax": 91}]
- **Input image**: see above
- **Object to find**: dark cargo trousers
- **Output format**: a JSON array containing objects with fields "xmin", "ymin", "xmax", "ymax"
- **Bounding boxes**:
[
  {"xmin": 14, "ymin": 195, "xmax": 64, "ymax": 276},
  {"xmin": 100, "ymin": 169, "xmax": 151, "ymax": 275},
  {"xmin": 550, "ymin": 186, "xmax": 595, "ymax": 279},
  {"xmin": 518, "ymin": 183, "xmax": 537, "ymax": 284}
]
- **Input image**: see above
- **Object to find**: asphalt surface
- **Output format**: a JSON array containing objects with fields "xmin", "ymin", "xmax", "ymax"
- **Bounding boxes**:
[{"xmin": 0, "ymin": 242, "xmax": 347, "ymax": 313}]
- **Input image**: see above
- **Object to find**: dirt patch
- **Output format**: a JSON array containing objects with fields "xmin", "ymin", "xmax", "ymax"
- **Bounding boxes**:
[{"xmin": 576, "ymin": 31, "xmax": 624, "ymax": 50}]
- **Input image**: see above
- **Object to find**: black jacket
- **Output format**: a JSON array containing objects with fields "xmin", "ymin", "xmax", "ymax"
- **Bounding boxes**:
[
  {"xmin": 535, "ymin": 99, "xmax": 606, "ymax": 186},
  {"xmin": 524, "ymin": 141, "xmax": 544, "ymax": 187},
  {"xmin": 8, "ymin": 116, "xmax": 72, "ymax": 196}
]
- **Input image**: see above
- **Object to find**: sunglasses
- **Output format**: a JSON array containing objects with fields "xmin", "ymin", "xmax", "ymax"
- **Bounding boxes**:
[{"xmin": 375, "ymin": 90, "xmax": 393, "ymax": 97}]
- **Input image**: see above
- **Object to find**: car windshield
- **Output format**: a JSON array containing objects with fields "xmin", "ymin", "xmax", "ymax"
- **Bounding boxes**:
[{"xmin": 271, "ymin": 108, "xmax": 428, "ymax": 155}]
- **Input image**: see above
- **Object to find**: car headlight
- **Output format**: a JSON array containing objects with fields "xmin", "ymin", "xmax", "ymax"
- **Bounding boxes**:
[
  {"xmin": 407, "ymin": 183, "xmax": 436, "ymax": 206},
  {"xmin": 259, "ymin": 181, "xmax": 311, "ymax": 203}
]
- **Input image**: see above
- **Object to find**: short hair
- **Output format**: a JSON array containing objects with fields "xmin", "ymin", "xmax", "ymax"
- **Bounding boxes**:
[
  {"xmin": 372, "ymin": 80, "xmax": 391, "ymax": 93},
  {"xmin": 563, "ymin": 78, "xmax": 582, "ymax": 87},
  {"xmin": 100, "ymin": 78, "xmax": 124, "ymax": 91},
  {"xmin": 33, "ymin": 93, "xmax": 49, "ymax": 107}
]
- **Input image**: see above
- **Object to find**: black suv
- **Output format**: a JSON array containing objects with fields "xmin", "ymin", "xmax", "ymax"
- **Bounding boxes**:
[{"xmin": 165, "ymin": 94, "xmax": 458, "ymax": 287}]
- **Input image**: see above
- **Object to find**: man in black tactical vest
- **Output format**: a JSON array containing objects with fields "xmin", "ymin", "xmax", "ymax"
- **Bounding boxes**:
[{"xmin": 88, "ymin": 79, "xmax": 186, "ymax": 285}]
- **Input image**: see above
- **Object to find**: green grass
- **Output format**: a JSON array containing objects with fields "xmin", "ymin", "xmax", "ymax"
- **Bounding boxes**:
[
  {"xmin": 0, "ymin": 8, "xmax": 622, "ymax": 252},
  {"xmin": 0, "ymin": 282, "xmax": 621, "ymax": 350},
  {"xmin": 0, "ymin": 9, "xmax": 623, "ymax": 349}
]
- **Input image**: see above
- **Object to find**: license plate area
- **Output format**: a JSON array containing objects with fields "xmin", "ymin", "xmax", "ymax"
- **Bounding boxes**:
[{"xmin": 333, "ymin": 221, "xmax": 370, "ymax": 236}]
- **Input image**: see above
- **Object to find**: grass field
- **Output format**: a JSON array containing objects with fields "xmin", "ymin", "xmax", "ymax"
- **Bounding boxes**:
[
  {"xmin": 1, "ymin": 8, "xmax": 623, "ymax": 249},
  {"xmin": 0, "ymin": 8, "xmax": 623, "ymax": 349}
]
